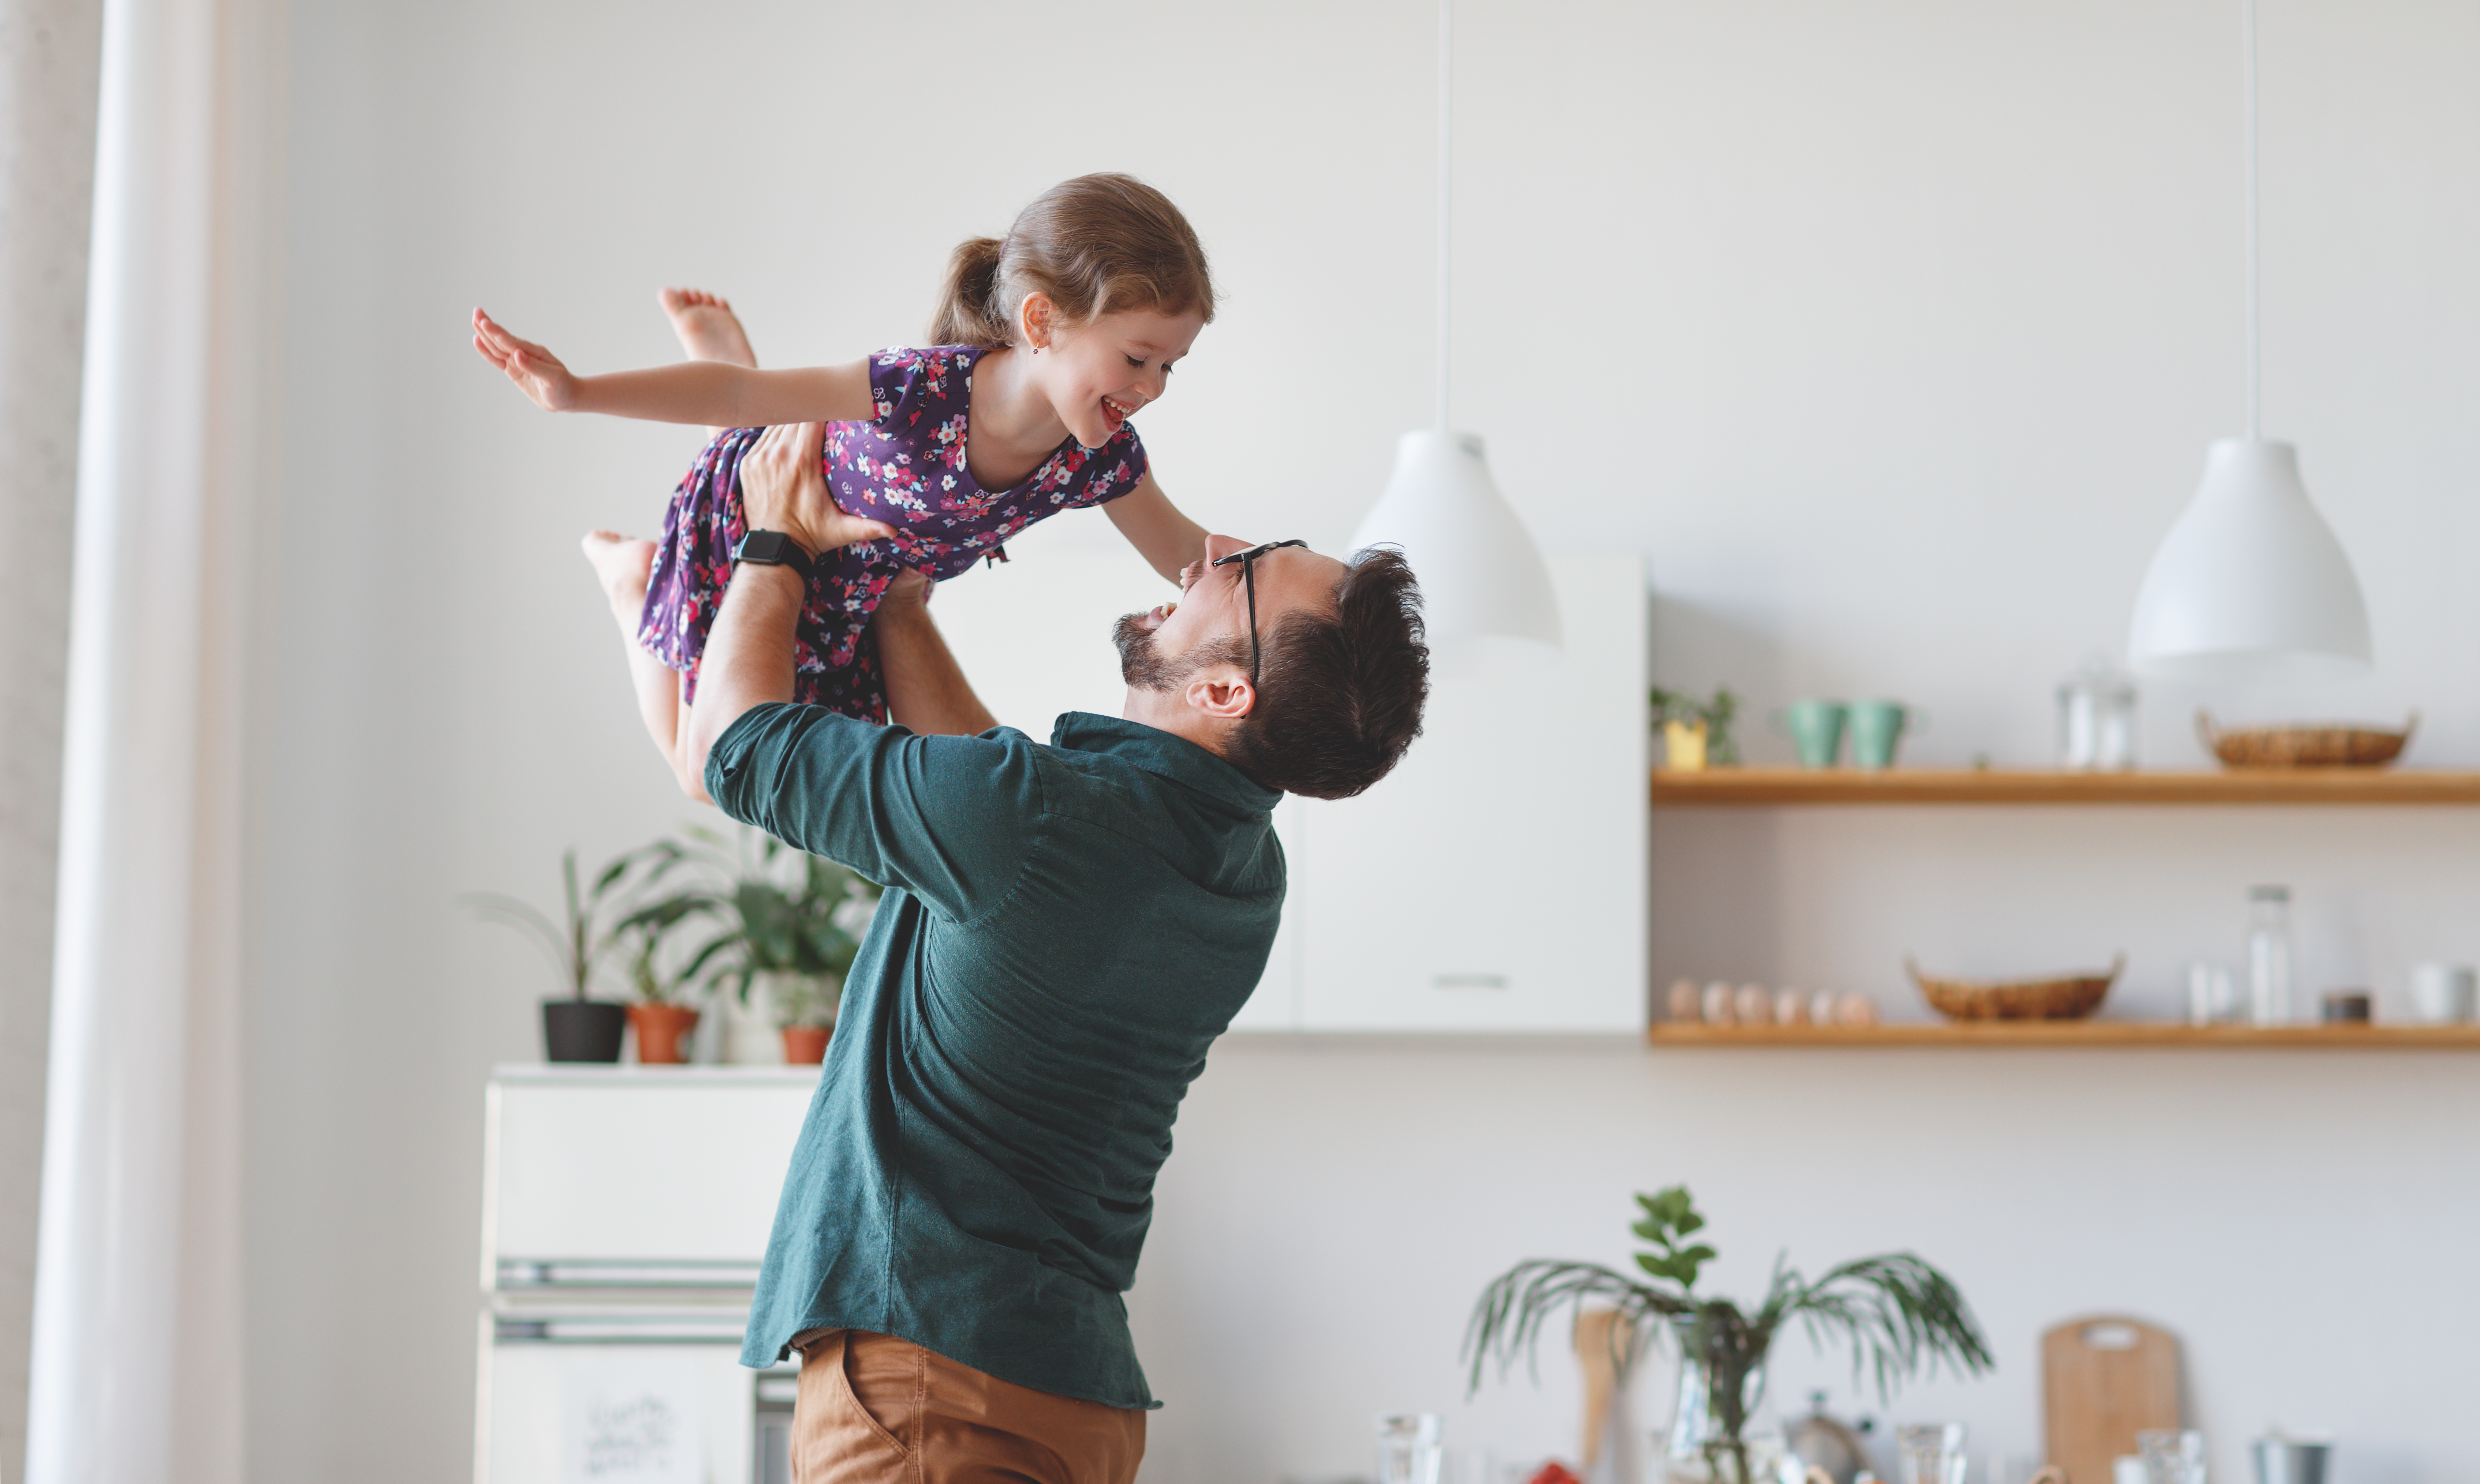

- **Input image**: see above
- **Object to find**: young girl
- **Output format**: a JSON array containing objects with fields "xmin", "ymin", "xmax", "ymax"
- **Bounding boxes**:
[{"xmin": 471, "ymin": 172, "xmax": 1216, "ymax": 791}]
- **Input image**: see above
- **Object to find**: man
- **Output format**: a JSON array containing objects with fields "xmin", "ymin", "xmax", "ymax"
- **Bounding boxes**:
[{"xmin": 683, "ymin": 420, "xmax": 1430, "ymax": 1483}]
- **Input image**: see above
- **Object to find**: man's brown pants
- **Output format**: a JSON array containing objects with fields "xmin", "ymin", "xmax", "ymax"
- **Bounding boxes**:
[{"xmin": 791, "ymin": 1329, "xmax": 1146, "ymax": 1484}]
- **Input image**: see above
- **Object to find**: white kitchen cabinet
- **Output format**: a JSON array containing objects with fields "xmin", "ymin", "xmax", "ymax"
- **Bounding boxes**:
[
  {"xmin": 920, "ymin": 545, "xmax": 1649, "ymax": 1034},
  {"xmin": 486, "ymin": 1067, "xmax": 817, "ymax": 1265},
  {"xmin": 1264, "ymin": 553, "xmax": 1647, "ymax": 1031}
]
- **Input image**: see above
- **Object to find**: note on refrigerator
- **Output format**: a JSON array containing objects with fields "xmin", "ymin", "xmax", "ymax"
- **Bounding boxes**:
[{"xmin": 561, "ymin": 1353, "xmax": 706, "ymax": 1484}]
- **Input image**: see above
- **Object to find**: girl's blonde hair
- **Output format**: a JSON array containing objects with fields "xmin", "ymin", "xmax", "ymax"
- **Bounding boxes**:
[{"xmin": 930, "ymin": 173, "xmax": 1215, "ymax": 346}]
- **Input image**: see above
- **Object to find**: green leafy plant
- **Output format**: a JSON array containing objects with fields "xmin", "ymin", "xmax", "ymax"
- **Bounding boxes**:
[
  {"xmin": 1466, "ymin": 1185, "xmax": 1993, "ymax": 1484},
  {"xmin": 463, "ymin": 844, "xmax": 699, "ymax": 1002},
  {"xmin": 610, "ymin": 887, "xmax": 713, "ymax": 1006},
  {"xmin": 1651, "ymin": 686, "xmax": 1742, "ymax": 765},
  {"xmin": 666, "ymin": 826, "xmax": 878, "ymax": 1013}
]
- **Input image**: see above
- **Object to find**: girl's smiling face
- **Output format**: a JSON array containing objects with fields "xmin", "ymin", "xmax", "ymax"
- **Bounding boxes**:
[{"xmin": 1023, "ymin": 299, "xmax": 1207, "ymax": 449}]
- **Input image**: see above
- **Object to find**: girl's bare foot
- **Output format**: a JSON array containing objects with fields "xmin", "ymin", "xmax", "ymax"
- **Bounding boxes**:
[
  {"xmin": 657, "ymin": 287, "xmax": 757, "ymax": 369},
  {"xmin": 582, "ymin": 529, "xmax": 658, "ymax": 630}
]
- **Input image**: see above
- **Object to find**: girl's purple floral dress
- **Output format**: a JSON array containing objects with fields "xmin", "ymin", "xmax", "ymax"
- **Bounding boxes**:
[{"xmin": 640, "ymin": 344, "xmax": 1148, "ymax": 722}]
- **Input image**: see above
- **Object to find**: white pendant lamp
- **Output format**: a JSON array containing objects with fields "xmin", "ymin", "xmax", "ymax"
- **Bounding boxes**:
[
  {"xmin": 1349, "ymin": 0, "xmax": 1561, "ymax": 672},
  {"xmin": 2128, "ymin": 0, "xmax": 2371, "ymax": 684}
]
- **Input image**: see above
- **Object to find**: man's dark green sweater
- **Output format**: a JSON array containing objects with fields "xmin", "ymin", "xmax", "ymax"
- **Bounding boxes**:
[{"xmin": 707, "ymin": 703, "xmax": 1285, "ymax": 1409}]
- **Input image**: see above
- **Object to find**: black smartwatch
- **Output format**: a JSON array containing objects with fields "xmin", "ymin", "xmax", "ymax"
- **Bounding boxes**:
[{"xmin": 732, "ymin": 530, "xmax": 816, "ymax": 580}]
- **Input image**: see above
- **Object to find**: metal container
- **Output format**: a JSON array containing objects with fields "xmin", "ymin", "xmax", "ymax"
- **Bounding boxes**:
[
  {"xmin": 1786, "ymin": 1391, "xmax": 1870, "ymax": 1484},
  {"xmin": 2252, "ymin": 1438, "xmax": 2331, "ymax": 1484}
]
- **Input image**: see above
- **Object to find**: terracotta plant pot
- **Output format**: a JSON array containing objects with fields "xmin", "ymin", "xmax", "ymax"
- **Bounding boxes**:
[
  {"xmin": 627, "ymin": 1003, "xmax": 701, "ymax": 1064},
  {"xmin": 542, "ymin": 1000, "xmax": 625, "ymax": 1063},
  {"xmin": 780, "ymin": 1024, "xmax": 831, "ymax": 1064}
]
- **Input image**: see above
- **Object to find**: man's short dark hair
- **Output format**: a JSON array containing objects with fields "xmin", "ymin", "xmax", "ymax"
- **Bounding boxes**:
[{"xmin": 1224, "ymin": 548, "xmax": 1429, "ymax": 800}]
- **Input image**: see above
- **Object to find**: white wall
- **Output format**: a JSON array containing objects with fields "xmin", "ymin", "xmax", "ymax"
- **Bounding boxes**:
[{"xmin": 249, "ymin": 1, "xmax": 2478, "ymax": 1482}]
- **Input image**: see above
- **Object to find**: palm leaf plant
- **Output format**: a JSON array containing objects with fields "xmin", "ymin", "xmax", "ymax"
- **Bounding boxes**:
[
  {"xmin": 462, "ymin": 844, "xmax": 695, "ymax": 1001},
  {"xmin": 1466, "ymin": 1185, "xmax": 1993, "ymax": 1484}
]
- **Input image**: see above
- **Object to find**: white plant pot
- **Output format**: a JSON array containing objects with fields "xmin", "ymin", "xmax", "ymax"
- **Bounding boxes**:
[{"xmin": 721, "ymin": 975, "xmax": 786, "ymax": 1065}]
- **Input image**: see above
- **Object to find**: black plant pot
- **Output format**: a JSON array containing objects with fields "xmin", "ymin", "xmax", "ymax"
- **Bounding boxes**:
[{"xmin": 542, "ymin": 1000, "xmax": 626, "ymax": 1063}]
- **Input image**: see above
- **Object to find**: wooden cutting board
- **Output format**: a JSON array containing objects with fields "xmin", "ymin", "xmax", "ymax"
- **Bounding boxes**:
[{"xmin": 2043, "ymin": 1316, "xmax": 2180, "ymax": 1484}]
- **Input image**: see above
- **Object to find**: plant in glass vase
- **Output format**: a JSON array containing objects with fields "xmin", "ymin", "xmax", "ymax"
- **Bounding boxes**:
[{"xmin": 1466, "ymin": 1186, "xmax": 1993, "ymax": 1484}]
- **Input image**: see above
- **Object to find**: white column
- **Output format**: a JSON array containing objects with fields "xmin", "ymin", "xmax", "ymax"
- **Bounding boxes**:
[
  {"xmin": 0, "ymin": 0, "xmax": 105, "ymax": 1474},
  {"xmin": 25, "ymin": 0, "xmax": 275, "ymax": 1473}
]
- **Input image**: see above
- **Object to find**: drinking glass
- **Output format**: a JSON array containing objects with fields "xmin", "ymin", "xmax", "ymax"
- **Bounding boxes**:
[
  {"xmin": 2187, "ymin": 962, "xmax": 2238, "ymax": 1025},
  {"xmin": 2138, "ymin": 1429, "xmax": 2207, "ymax": 1484},
  {"xmin": 1376, "ymin": 1413, "xmax": 1442, "ymax": 1484},
  {"xmin": 1899, "ymin": 1423, "xmax": 1968, "ymax": 1484}
]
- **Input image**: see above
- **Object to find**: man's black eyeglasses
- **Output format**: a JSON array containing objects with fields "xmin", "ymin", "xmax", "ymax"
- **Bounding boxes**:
[{"xmin": 1209, "ymin": 538, "xmax": 1309, "ymax": 686}]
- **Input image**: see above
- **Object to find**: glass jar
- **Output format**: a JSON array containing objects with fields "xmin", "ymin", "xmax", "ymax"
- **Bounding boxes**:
[
  {"xmin": 2057, "ymin": 660, "xmax": 2139, "ymax": 771},
  {"xmin": 1662, "ymin": 1319, "xmax": 1793, "ymax": 1484},
  {"xmin": 2247, "ymin": 885, "xmax": 2294, "ymax": 1026}
]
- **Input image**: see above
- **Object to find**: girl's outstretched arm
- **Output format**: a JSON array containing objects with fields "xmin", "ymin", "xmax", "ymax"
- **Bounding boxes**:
[
  {"xmin": 472, "ymin": 308, "xmax": 878, "ymax": 427},
  {"xmin": 1105, "ymin": 473, "xmax": 1211, "ymax": 585}
]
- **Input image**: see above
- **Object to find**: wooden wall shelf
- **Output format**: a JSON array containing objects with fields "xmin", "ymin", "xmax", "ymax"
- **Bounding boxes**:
[
  {"xmin": 1647, "ymin": 1021, "xmax": 2480, "ymax": 1048},
  {"xmin": 1650, "ymin": 766, "xmax": 2480, "ymax": 807}
]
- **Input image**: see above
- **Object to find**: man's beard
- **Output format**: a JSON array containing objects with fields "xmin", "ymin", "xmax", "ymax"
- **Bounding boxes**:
[{"xmin": 1113, "ymin": 612, "xmax": 1185, "ymax": 692}]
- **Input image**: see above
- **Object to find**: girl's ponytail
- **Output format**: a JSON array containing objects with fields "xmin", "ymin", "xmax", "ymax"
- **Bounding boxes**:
[
  {"xmin": 924, "ymin": 175, "xmax": 1215, "ymax": 349},
  {"xmin": 929, "ymin": 236, "xmax": 1011, "ymax": 346}
]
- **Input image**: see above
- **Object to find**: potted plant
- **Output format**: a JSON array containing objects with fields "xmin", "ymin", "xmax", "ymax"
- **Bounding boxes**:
[
  {"xmin": 610, "ymin": 882, "xmax": 713, "ymax": 1064},
  {"xmin": 1466, "ymin": 1186, "xmax": 1993, "ymax": 1484},
  {"xmin": 773, "ymin": 974, "xmax": 836, "ymax": 1065},
  {"xmin": 1652, "ymin": 686, "xmax": 1742, "ymax": 770},
  {"xmin": 671, "ymin": 826, "xmax": 877, "ymax": 1064},
  {"xmin": 463, "ymin": 845, "xmax": 687, "ymax": 1063}
]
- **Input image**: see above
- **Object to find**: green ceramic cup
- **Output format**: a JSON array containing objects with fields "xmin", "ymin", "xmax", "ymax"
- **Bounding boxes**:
[
  {"xmin": 1847, "ymin": 699, "xmax": 1913, "ymax": 771},
  {"xmin": 1783, "ymin": 700, "xmax": 1848, "ymax": 769}
]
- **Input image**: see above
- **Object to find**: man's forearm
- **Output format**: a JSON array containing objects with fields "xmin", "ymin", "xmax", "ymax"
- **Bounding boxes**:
[
  {"xmin": 684, "ymin": 563, "xmax": 806, "ymax": 797},
  {"xmin": 877, "ymin": 594, "xmax": 999, "ymax": 737}
]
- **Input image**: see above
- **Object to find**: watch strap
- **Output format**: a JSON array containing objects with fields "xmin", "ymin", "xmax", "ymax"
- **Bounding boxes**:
[{"xmin": 733, "ymin": 529, "xmax": 816, "ymax": 580}]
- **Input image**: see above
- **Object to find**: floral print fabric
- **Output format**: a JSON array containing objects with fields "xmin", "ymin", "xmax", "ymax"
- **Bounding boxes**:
[{"xmin": 640, "ymin": 344, "xmax": 1149, "ymax": 721}]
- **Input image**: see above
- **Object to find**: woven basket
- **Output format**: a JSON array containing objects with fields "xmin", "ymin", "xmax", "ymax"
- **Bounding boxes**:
[
  {"xmin": 2197, "ymin": 710, "xmax": 2415, "ymax": 769},
  {"xmin": 1906, "ymin": 956, "xmax": 2122, "ymax": 1021}
]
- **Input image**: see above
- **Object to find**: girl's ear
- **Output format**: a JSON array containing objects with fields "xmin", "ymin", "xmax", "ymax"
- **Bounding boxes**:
[{"xmin": 1019, "ymin": 292, "xmax": 1055, "ymax": 351}]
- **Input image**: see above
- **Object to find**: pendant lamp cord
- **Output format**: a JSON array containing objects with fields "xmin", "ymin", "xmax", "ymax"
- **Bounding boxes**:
[
  {"xmin": 2243, "ymin": 0, "xmax": 2260, "ymax": 442},
  {"xmin": 1436, "ymin": 0, "xmax": 1452, "ymax": 432}
]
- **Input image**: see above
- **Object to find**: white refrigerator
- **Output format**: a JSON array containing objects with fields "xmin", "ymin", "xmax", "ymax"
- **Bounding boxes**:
[{"xmin": 476, "ymin": 1064, "xmax": 821, "ymax": 1484}]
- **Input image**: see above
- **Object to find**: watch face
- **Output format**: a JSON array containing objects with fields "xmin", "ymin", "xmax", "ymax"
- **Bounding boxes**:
[{"xmin": 737, "ymin": 531, "xmax": 807, "ymax": 572}]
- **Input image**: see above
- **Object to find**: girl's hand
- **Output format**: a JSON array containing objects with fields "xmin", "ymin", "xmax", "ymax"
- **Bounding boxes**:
[
  {"xmin": 471, "ymin": 307, "xmax": 582, "ymax": 411},
  {"xmin": 739, "ymin": 422, "xmax": 901, "ymax": 556}
]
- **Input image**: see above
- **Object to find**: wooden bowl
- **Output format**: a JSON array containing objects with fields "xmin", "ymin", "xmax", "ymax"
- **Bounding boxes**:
[
  {"xmin": 2197, "ymin": 710, "xmax": 2416, "ymax": 769},
  {"xmin": 1905, "ymin": 956, "xmax": 2123, "ymax": 1021}
]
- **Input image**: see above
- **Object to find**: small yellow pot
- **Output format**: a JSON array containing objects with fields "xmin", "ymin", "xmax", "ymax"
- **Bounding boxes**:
[{"xmin": 1663, "ymin": 719, "xmax": 1709, "ymax": 771}]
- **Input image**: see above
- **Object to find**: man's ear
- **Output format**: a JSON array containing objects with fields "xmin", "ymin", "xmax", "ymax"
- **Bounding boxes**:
[{"xmin": 1183, "ymin": 666, "xmax": 1255, "ymax": 723}]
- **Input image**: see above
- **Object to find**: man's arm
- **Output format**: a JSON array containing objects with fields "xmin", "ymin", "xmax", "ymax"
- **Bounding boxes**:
[
  {"xmin": 682, "ymin": 421, "xmax": 1000, "ymax": 788},
  {"xmin": 876, "ymin": 573, "xmax": 999, "ymax": 737},
  {"xmin": 690, "ymin": 422, "xmax": 1037, "ymax": 917},
  {"xmin": 682, "ymin": 422, "xmax": 830, "ymax": 795}
]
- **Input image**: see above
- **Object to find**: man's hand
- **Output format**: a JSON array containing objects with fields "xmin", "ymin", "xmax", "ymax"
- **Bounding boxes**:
[{"xmin": 737, "ymin": 421, "xmax": 900, "ymax": 556}]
